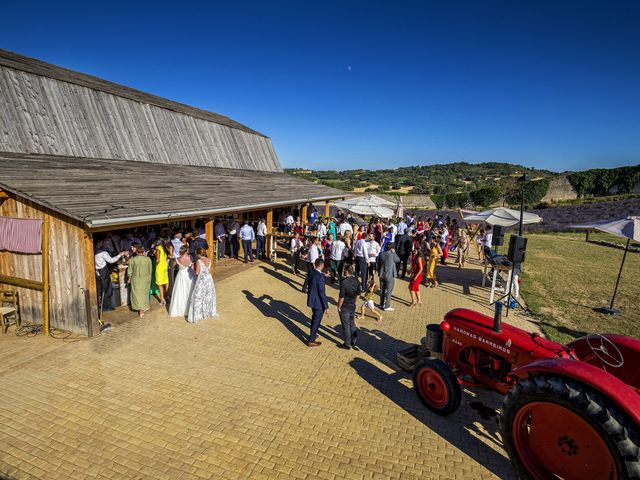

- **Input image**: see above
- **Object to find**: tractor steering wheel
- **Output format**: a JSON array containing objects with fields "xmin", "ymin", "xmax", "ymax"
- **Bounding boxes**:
[{"xmin": 586, "ymin": 333, "xmax": 624, "ymax": 368}]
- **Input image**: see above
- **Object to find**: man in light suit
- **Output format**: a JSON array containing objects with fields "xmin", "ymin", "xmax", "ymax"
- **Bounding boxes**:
[
  {"xmin": 378, "ymin": 242, "xmax": 400, "ymax": 311},
  {"xmin": 307, "ymin": 258, "xmax": 329, "ymax": 347}
]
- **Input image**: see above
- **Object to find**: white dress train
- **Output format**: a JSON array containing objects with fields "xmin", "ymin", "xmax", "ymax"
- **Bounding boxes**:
[{"xmin": 168, "ymin": 260, "xmax": 196, "ymax": 317}]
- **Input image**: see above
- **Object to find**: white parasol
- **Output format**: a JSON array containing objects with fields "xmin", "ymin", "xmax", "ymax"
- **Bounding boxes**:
[
  {"xmin": 571, "ymin": 216, "xmax": 639, "ymax": 314},
  {"xmin": 333, "ymin": 195, "xmax": 396, "ymax": 218},
  {"xmin": 334, "ymin": 194, "xmax": 395, "ymax": 207},
  {"xmin": 461, "ymin": 207, "xmax": 542, "ymax": 227}
]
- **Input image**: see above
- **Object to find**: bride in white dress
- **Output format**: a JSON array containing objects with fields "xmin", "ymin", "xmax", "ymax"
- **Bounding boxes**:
[
  {"xmin": 187, "ymin": 247, "xmax": 217, "ymax": 323},
  {"xmin": 169, "ymin": 246, "xmax": 196, "ymax": 317}
]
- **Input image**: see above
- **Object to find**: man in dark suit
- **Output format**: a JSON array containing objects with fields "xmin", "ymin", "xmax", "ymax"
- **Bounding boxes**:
[
  {"xmin": 378, "ymin": 243, "xmax": 400, "ymax": 311},
  {"xmin": 307, "ymin": 258, "xmax": 329, "ymax": 347},
  {"xmin": 337, "ymin": 265, "xmax": 361, "ymax": 349},
  {"xmin": 396, "ymin": 231, "xmax": 413, "ymax": 279},
  {"xmin": 190, "ymin": 230, "xmax": 209, "ymax": 263}
]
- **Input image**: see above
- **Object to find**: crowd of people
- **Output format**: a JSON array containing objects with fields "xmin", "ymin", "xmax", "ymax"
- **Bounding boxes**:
[
  {"xmin": 290, "ymin": 210, "xmax": 495, "ymax": 348},
  {"xmin": 92, "ymin": 206, "xmax": 497, "ymax": 346},
  {"xmin": 93, "ymin": 224, "xmax": 218, "ymax": 323}
]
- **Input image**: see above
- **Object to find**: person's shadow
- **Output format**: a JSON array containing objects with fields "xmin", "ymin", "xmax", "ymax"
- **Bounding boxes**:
[
  {"xmin": 243, "ymin": 290, "xmax": 340, "ymax": 345},
  {"xmin": 346, "ymin": 327, "xmax": 414, "ymax": 370},
  {"xmin": 259, "ymin": 265, "xmax": 304, "ymax": 291},
  {"xmin": 349, "ymin": 357, "xmax": 517, "ymax": 479}
]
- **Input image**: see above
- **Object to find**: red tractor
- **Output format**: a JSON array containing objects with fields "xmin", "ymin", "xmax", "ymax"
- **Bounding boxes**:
[{"xmin": 411, "ymin": 305, "xmax": 640, "ymax": 480}]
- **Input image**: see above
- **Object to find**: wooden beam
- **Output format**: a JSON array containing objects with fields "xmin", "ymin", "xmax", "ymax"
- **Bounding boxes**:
[
  {"xmin": 80, "ymin": 229, "xmax": 99, "ymax": 336},
  {"xmin": 266, "ymin": 209, "xmax": 273, "ymax": 234},
  {"xmin": 301, "ymin": 204, "xmax": 308, "ymax": 224},
  {"xmin": 42, "ymin": 215, "xmax": 50, "ymax": 336},
  {"xmin": 205, "ymin": 219, "xmax": 215, "ymax": 274},
  {"xmin": 0, "ymin": 274, "xmax": 44, "ymax": 291},
  {"xmin": 324, "ymin": 201, "xmax": 331, "ymax": 218}
]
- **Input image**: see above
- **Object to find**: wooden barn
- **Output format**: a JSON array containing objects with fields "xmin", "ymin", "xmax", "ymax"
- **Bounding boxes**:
[{"xmin": 0, "ymin": 49, "xmax": 343, "ymax": 335}]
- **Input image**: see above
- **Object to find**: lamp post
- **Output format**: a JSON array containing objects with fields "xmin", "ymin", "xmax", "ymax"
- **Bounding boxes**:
[{"xmin": 517, "ymin": 175, "xmax": 530, "ymax": 236}]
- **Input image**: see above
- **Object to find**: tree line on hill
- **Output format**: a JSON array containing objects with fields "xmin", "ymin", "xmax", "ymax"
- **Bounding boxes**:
[{"xmin": 286, "ymin": 162, "xmax": 640, "ymax": 209}]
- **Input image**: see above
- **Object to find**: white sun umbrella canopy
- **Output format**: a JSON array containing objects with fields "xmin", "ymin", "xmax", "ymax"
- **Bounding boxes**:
[
  {"xmin": 347, "ymin": 204, "xmax": 395, "ymax": 218},
  {"xmin": 333, "ymin": 194, "xmax": 395, "ymax": 208},
  {"xmin": 462, "ymin": 207, "xmax": 542, "ymax": 227},
  {"xmin": 571, "ymin": 216, "xmax": 640, "ymax": 242},
  {"xmin": 333, "ymin": 194, "xmax": 396, "ymax": 218},
  {"xmin": 571, "ymin": 216, "xmax": 639, "ymax": 315}
]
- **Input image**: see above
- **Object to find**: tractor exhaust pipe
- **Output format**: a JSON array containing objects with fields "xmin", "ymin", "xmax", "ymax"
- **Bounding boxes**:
[{"xmin": 493, "ymin": 302, "xmax": 503, "ymax": 333}]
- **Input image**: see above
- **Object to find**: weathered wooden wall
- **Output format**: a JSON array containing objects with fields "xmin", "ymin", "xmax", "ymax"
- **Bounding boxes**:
[
  {"xmin": 0, "ymin": 194, "xmax": 92, "ymax": 334},
  {"xmin": 0, "ymin": 65, "xmax": 282, "ymax": 172}
]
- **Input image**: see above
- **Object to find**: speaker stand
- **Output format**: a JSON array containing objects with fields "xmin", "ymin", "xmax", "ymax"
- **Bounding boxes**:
[{"xmin": 492, "ymin": 267, "xmax": 527, "ymax": 317}]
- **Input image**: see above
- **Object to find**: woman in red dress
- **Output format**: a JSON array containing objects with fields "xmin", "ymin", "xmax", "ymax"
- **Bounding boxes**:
[{"xmin": 409, "ymin": 249, "xmax": 426, "ymax": 307}]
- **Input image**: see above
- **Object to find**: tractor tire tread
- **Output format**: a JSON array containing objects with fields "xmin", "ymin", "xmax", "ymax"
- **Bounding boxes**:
[{"xmin": 500, "ymin": 374, "xmax": 640, "ymax": 479}]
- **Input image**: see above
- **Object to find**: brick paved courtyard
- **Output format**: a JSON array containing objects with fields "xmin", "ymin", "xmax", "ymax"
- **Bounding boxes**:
[{"xmin": 0, "ymin": 258, "xmax": 532, "ymax": 479}]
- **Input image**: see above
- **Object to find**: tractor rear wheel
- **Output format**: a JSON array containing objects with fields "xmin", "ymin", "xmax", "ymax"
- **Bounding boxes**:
[
  {"xmin": 412, "ymin": 357, "xmax": 461, "ymax": 416},
  {"xmin": 500, "ymin": 375, "xmax": 640, "ymax": 480}
]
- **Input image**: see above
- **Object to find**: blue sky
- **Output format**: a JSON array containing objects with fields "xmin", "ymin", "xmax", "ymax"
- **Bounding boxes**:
[{"xmin": 2, "ymin": 1, "xmax": 639, "ymax": 172}]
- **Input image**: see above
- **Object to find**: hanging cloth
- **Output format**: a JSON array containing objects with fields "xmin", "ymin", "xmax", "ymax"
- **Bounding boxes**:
[{"xmin": 0, "ymin": 216, "xmax": 43, "ymax": 253}]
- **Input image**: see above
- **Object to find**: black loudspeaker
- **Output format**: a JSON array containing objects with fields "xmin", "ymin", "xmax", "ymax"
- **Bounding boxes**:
[
  {"xmin": 492, "ymin": 225, "xmax": 505, "ymax": 247},
  {"xmin": 508, "ymin": 235, "xmax": 528, "ymax": 265}
]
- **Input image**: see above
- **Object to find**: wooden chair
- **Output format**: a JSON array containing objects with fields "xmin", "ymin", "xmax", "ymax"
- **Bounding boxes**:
[{"xmin": 0, "ymin": 290, "xmax": 20, "ymax": 334}]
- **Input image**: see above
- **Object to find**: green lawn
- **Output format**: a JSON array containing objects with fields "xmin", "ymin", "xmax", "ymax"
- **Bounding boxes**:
[{"xmin": 519, "ymin": 232, "xmax": 640, "ymax": 343}]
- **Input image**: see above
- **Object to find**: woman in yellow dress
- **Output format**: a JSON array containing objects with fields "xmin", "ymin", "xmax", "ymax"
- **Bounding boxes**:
[
  {"xmin": 155, "ymin": 238, "xmax": 171, "ymax": 305},
  {"xmin": 426, "ymin": 236, "xmax": 443, "ymax": 288}
]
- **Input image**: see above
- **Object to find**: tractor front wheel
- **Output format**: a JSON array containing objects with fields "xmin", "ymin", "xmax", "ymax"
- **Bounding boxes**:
[
  {"xmin": 412, "ymin": 357, "xmax": 461, "ymax": 416},
  {"xmin": 500, "ymin": 375, "xmax": 640, "ymax": 480}
]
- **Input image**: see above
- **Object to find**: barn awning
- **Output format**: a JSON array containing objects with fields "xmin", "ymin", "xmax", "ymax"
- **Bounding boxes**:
[{"xmin": 0, "ymin": 152, "xmax": 345, "ymax": 229}]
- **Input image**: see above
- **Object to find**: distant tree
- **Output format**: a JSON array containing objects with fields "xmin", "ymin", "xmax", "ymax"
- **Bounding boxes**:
[
  {"xmin": 432, "ymin": 194, "xmax": 446, "ymax": 209},
  {"xmin": 505, "ymin": 179, "xmax": 550, "ymax": 208},
  {"xmin": 470, "ymin": 186, "xmax": 503, "ymax": 208}
]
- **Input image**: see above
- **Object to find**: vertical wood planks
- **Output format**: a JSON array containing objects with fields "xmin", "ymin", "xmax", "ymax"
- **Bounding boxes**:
[
  {"xmin": 0, "ymin": 194, "xmax": 88, "ymax": 334},
  {"xmin": 0, "ymin": 67, "xmax": 283, "ymax": 173}
]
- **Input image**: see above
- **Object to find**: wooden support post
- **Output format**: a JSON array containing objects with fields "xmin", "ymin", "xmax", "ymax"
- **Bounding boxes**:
[
  {"xmin": 266, "ymin": 209, "xmax": 274, "ymax": 260},
  {"xmin": 205, "ymin": 219, "xmax": 215, "ymax": 274},
  {"xmin": 301, "ymin": 204, "xmax": 308, "ymax": 224},
  {"xmin": 266, "ymin": 209, "xmax": 273, "ymax": 234},
  {"xmin": 324, "ymin": 201, "xmax": 331, "ymax": 218},
  {"xmin": 42, "ymin": 215, "xmax": 50, "ymax": 336},
  {"xmin": 81, "ymin": 229, "xmax": 99, "ymax": 336}
]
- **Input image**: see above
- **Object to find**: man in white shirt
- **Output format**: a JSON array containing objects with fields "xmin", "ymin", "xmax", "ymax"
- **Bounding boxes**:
[
  {"xmin": 483, "ymin": 225, "xmax": 493, "ymax": 249},
  {"xmin": 95, "ymin": 246, "xmax": 127, "ymax": 312},
  {"xmin": 338, "ymin": 220, "xmax": 353, "ymax": 237},
  {"xmin": 256, "ymin": 218, "xmax": 267, "ymax": 259},
  {"xmin": 366, "ymin": 232, "xmax": 381, "ymax": 283},
  {"xmin": 396, "ymin": 219, "xmax": 408, "ymax": 235},
  {"xmin": 330, "ymin": 234, "xmax": 347, "ymax": 284},
  {"xmin": 239, "ymin": 220, "xmax": 255, "ymax": 263},
  {"xmin": 439, "ymin": 226, "xmax": 450, "ymax": 265},
  {"xmin": 302, "ymin": 237, "xmax": 321, "ymax": 293},
  {"xmin": 169, "ymin": 231, "xmax": 183, "ymax": 291},
  {"xmin": 285, "ymin": 212, "xmax": 295, "ymax": 234},
  {"xmin": 354, "ymin": 235, "xmax": 369, "ymax": 290},
  {"xmin": 317, "ymin": 220, "xmax": 328, "ymax": 239},
  {"xmin": 290, "ymin": 232, "xmax": 304, "ymax": 275}
]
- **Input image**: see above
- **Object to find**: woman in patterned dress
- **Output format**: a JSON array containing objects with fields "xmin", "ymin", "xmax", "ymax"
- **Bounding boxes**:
[{"xmin": 187, "ymin": 247, "xmax": 217, "ymax": 323}]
